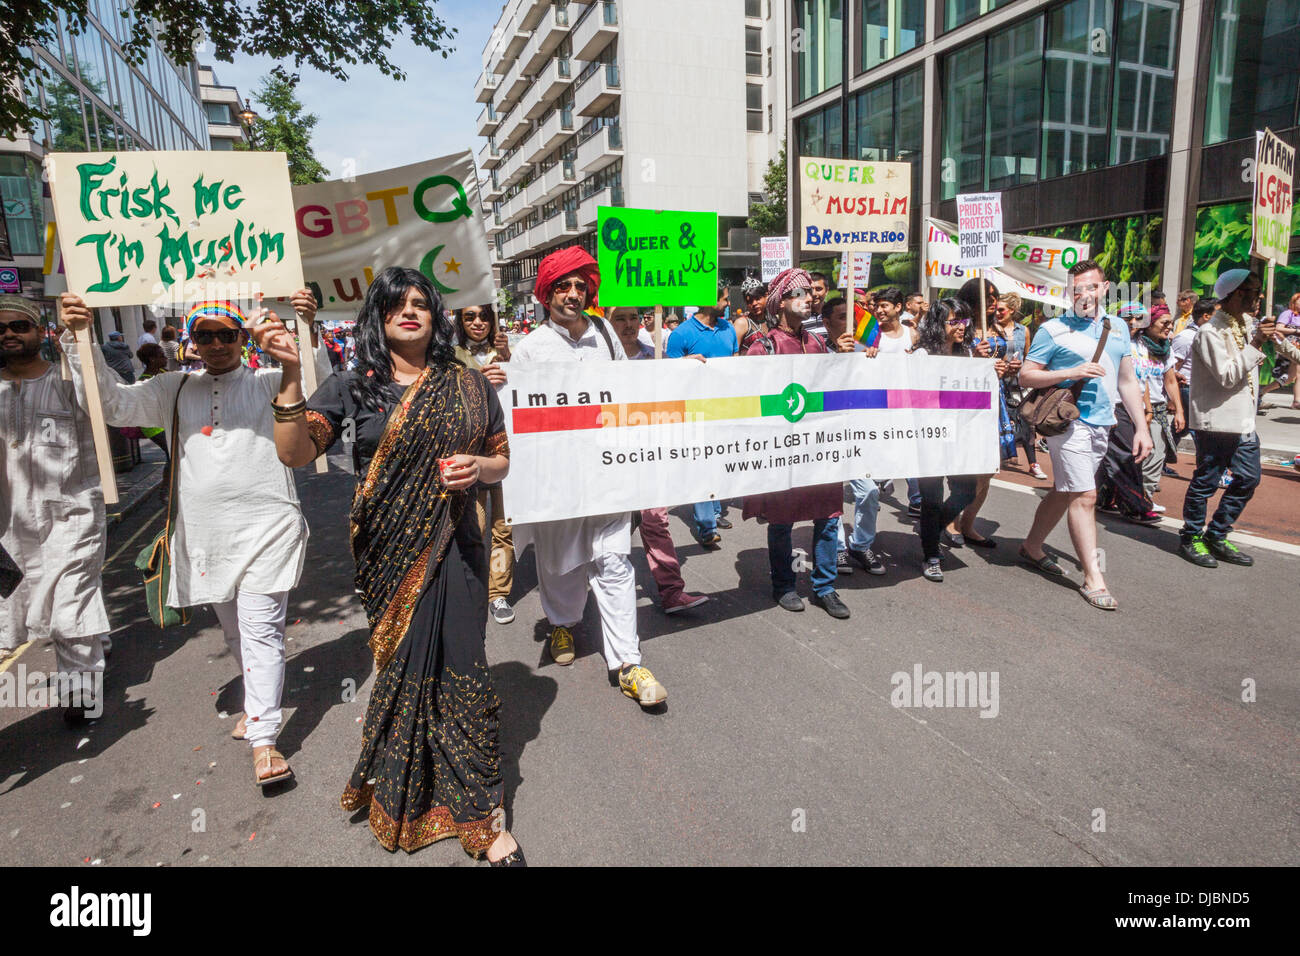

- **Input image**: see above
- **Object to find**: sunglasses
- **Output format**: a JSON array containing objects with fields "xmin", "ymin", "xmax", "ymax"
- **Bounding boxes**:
[
  {"xmin": 191, "ymin": 328, "xmax": 243, "ymax": 345},
  {"xmin": 0, "ymin": 319, "xmax": 37, "ymax": 335},
  {"xmin": 552, "ymin": 278, "xmax": 587, "ymax": 294},
  {"xmin": 462, "ymin": 310, "xmax": 487, "ymax": 321},
  {"xmin": 947, "ymin": 317, "xmax": 970, "ymax": 327}
]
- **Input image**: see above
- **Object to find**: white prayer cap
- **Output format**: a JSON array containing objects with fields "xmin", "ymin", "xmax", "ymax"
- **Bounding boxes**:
[{"xmin": 1213, "ymin": 268, "xmax": 1253, "ymax": 301}]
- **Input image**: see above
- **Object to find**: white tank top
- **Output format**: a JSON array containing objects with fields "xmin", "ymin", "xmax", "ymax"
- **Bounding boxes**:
[{"xmin": 875, "ymin": 326, "xmax": 913, "ymax": 355}]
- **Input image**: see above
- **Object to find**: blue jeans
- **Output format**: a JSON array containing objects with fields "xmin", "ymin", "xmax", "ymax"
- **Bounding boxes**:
[
  {"xmin": 768, "ymin": 518, "xmax": 840, "ymax": 598},
  {"xmin": 847, "ymin": 478, "xmax": 880, "ymax": 550},
  {"xmin": 692, "ymin": 499, "xmax": 721, "ymax": 539},
  {"xmin": 1172, "ymin": 384, "xmax": 1192, "ymax": 447},
  {"xmin": 1180, "ymin": 431, "xmax": 1261, "ymax": 542},
  {"xmin": 906, "ymin": 478, "xmax": 921, "ymax": 508}
]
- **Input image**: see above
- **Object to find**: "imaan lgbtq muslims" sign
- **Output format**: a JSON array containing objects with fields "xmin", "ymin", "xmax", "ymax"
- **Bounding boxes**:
[{"xmin": 46, "ymin": 150, "xmax": 303, "ymax": 307}]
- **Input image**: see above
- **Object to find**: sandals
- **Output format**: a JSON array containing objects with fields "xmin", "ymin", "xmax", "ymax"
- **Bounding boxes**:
[
  {"xmin": 253, "ymin": 747, "xmax": 293, "ymax": 787},
  {"xmin": 1079, "ymin": 586, "xmax": 1118, "ymax": 611},
  {"xmin": 1018, "ymin": 546, "xmax": 1064, "ymax": 576},
  {"xmin": 231, "ymin": 713, "xmax": 247, "ymax": 740}
]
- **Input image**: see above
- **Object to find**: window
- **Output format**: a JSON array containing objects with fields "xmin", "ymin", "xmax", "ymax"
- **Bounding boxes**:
[
  {"xmin": 1042, "ymin": 0, "xmax": 1114, "ymax": 179},
  {"xmin": 768, "ymin": 103, "xmax": 774, "ymax": 132},
  {"xmin": 747, "ymin": 83, "xmax": 764, "ymax": 131},
  {"xmin": 848, "ymin": 66, "xmax": 921, "ymax": 160},
  {"xmin": 1206, "ymin": 0, "xmax": 1300, "ymax": 144},
  {"xmin": 795, "ymin": 0, "xmax": 844, "ymax": 102},
  {"xmin": 746, "ymin": 0, "xmax": 762, "ymax": 16},
  {"xmin": 941, "ymin": 40, "xmax": 985, "ymax": 198},
  {"xmin": 797, "ymin": 102, "xmax": 842, "ymax": 157},
  {"xmin": 987, "ymin": 17, "xmax": 1043, "ymax": 189},
  {"xmin": 1110, "ymin": 0, "xmax": 1177, "ymax": 162},
  {"xmin": 861, "ymin": 0, "xmax": 924, "ymax": 71},
  {"xmin": 945, "ymin": 0, "xmax": 1011, "ymax": 31},
  {"xmin": 746, "ymin": 26, "xmax": 763, "ymax": 75}
]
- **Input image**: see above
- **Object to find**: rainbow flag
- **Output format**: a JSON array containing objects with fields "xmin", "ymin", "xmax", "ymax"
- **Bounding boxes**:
[{"xmin": 853, "ymin": 304, "xmax": 881, "ymax": 348}]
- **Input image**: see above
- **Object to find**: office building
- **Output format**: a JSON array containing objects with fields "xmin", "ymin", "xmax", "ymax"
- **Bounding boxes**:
[
  {"xmin": 198, "ymin": 65, "xmax": 253, "ymax": 151},
  {"xmin": 477, "ymin": 0, "xmax": 788, "ymax": 301},
  {"xmin": 787, "ymin": 0, "xmax": 1297, "ymax": 303}
]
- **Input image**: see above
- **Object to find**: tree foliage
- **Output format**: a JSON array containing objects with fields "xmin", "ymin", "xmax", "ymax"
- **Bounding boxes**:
[
  {"xmin": 1, "ymin": 0, "xmax": 456, "ymax": 139},
  {"xmin": 235, "ymin": 69, "xmax": 328, "ymax": 184},
  {"xmin": 748, "ymin": 140, "xmax": 788, "ymax": 237}
]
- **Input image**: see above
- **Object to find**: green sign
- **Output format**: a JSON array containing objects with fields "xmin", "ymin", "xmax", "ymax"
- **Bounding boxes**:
[{"xmin": 596, "ymin": 206, "xmax": 718, "ymax": 307}]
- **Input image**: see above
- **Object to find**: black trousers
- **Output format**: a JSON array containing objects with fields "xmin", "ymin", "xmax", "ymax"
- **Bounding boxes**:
[{"xmin": 916, "ymin": 475, "xmax": 979, "ymax": 560}]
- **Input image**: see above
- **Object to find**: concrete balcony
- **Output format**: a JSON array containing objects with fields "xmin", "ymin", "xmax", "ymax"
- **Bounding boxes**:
[
  {"xmin": 483, "ymin": 174, "xmax": 504, "ymax": 202},
  {"xmin": 523, "ymin": 57, "xmax": 574, "ymax": 120},
  {"xmin": 499, "ymin": 58, "xmax": 531, "ymax": 109},
  {"xmin": 539, "ymin": 106, "xmax": 576, "ymax": 151},
  {"xmin": 523, "ymin": 126, "xmax": 549, "ymax": 164},
  {"xmin": 526, "ymin": 215, "xmax": 557, "ymax": 252},
  {"xmin": 559, "ymin": 208, "xmax": 582, "ymax": 238},
  {"xmin": 501, "ymin": 189, "xmax": 530, "ymax": 225},
  {"xmin": 486, "ymin": 212, "xmax": 505, "ymax": 236},
  {"xmin": 576, "ymin": 123, "xmax": 623, "ymax": 173},
  {"xmin": 476, "ymin": 103, "xmax": 500, "ymax": 137},
  {"xmin": 201, "ymin": 84, "xmax": 240, "ymax": 105},
  {"xmin": 521, "ymin": 4, "xmax": 572, "ymax": 73},
  {"xmin": 519, "ymin": 0, "xmax": 550, "ymax": 30},
  {"xmin": 525, "ymin": 171, "xmax": 549, "ymax": 207},
  {"xmin": 499, "ymin": 149, "xmax": 531, "ymax": 190},
  {"xmin": 577, "ymin": 185, "xmax": 623, "ymax": 228},
  {"xmin": 478, "ymin": 140, "xmax": 502, "ymax": 170},
  {"xmin": 575, "ymin": 62, "xmax": 620, "ymax": 117},
  {"xmin": 503, "ymin": 231, "xmax": 529, "ymax": 261},
  {"xmin": 475, "ymin": 70, "xmax": 500, "ymax": 103},
  {"xmin": 539, "ymin": 158, "xmax": 578, "ymax": 202},
  {"xmin": 499, "ymin": 108, "xmax": 531, "ymax": 150},
  {"xmin": 572, "ymin": 0, "xmax": 619, "ymax": 61}
]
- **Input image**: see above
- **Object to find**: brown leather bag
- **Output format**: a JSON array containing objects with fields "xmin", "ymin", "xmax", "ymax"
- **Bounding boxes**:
[{"xmin": 1020, "ymin": 317, "xmax": 1110, "ymax": 437}]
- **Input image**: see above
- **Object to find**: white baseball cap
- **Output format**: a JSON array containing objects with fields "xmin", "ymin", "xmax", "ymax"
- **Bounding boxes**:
[{"xmin": 1213, "ymin": 268, "xmax": 1254, "ymax": 301}]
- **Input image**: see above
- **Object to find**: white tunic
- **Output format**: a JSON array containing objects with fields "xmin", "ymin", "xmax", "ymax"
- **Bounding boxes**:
[
  {"xmin": 0, "ymin": 364, "xmax": 110, "ymax": 648},
  {"xmin": 509, "ymin": 319, "xmax": 631, "ymax": 576},
  {"xmin": 64, "ymin": 334, "xmax": 310, "ymax": 607}
]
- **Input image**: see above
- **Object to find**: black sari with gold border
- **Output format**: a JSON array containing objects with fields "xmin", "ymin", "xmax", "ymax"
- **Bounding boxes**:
[{"xmin": 306, "ymin": 363, "xmax": 510, "ymax": 854}]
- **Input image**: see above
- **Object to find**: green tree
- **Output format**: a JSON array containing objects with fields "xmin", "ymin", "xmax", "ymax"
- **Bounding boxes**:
[
  {"xmin": 748, "ymin": 140, "xmax": 788, "ymax": 237},
  {"xmin": 2, "ymin": 0, "xmax": 457, "ymax": 139},
  {"xmin": 236, "ymin": 70, "xmax": 328, "ymax": 184}
]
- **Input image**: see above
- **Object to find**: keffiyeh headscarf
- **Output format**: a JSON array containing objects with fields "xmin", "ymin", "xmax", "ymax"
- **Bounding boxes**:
[
  {"xmin": 765, "ymin": 267, "xmax": 812, "ymax": 320},
  {"xmin": 741, "ymin": 276, "xmax": 766, "ymax": 301}
]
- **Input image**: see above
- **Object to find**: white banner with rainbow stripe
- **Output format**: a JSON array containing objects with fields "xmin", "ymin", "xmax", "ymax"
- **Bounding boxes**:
[{"xmin": 501, "ymin": 352, "xmax": 999, "ymax": 525}]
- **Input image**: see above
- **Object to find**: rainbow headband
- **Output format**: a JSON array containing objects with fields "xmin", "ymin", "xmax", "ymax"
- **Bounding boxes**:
[{"xmin": 185, "ymin": 301, "xmax": 247, "ymax": 335}]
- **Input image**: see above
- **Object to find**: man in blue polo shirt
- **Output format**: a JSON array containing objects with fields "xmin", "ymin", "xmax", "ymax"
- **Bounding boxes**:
[
  {"xmin": 1018, "ymin": 258, "xmax": 1151, "ymax": 611},
  {"xmin": 667, "ymin": 294, "xmax": 738, "ymax": 547}
]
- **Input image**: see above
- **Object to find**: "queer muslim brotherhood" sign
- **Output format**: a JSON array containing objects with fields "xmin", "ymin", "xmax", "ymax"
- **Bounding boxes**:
[
  {"xmin": 46, "ymin": 150, "xmax": 303, "ymax": 307},
  {"xmin": 798, "ymin": 156, "xmax": 911, "ymax": 253},
  {"xmin": 595, "ymin": 206, "xmax": 718, "ymax": 308}
]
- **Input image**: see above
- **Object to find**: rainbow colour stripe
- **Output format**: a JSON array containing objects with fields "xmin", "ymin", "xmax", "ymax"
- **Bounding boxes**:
[
  {"xmin": 512, "ymin": 383, "xmax": 989, "ymax": 434},
  {"xmin": 854, "ymin": 305, "xmax": 881, "ymax": 347}
]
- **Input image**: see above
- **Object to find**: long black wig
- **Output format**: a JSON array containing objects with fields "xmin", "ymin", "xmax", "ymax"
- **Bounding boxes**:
[{"xmin": 349, "ymin": 267, "xmax": 460, "ymax": 411}]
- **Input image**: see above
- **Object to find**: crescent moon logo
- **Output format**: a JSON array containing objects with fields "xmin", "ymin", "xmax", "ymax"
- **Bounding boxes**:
[
  {"xmin": 781, "ymin": 383, "xmax": 810, "ymax": 423},
  {"xmin": 419, "ymin": 245, "xmax": 459, "ymax": 297}
]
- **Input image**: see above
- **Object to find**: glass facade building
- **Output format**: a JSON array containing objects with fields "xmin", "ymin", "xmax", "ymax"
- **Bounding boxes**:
[{"xmin": 788, "ymin": 0, "xmax": 1299, "ymax": 299}]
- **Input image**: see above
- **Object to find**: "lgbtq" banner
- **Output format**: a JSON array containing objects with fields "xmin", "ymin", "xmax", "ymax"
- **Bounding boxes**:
[
  {"xmin": 294, "ymin": 152, "xmax": 493, "ymax": 318},
  {"xmin": 501, "ymin": 352, "xmax": 998, "ymax": 524},
  {"xmin": 924, "ymin": 218, "xmax": 1090, "ymax": 311}
]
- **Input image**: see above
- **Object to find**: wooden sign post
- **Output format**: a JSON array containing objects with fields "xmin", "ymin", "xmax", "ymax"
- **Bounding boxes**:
[
  {"xmin": 58, "ymin": 298, "xmax": 119, "ymax": 505},
  {"xmin": 653, "ymin": 304, "xmax": 664, "ymax": 360},
  {"xmin": 295, "ymin": 304, "xmax": 327, "ymax": 474}
]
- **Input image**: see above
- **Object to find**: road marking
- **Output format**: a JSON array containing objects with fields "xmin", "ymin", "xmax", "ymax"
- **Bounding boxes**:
[
  {"xmin": 0, "ymin": 641, "xmax": 32, "ymax": 674},
  {"xmin": 989, "ymin": 478, "xmax": 1300, "ymax": 557},
  {"xmin": 105, "ymin": 507, "xmax": 165, "ymax": 567}
]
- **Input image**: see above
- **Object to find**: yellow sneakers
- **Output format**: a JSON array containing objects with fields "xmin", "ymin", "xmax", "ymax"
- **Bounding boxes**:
[
  {"xmin": 549, "ymin": 626, "xmax": 575, "ymax": 665},
  {"xmin": 618, "ymin": 664, "xmax": 667, "ymax": 706}
]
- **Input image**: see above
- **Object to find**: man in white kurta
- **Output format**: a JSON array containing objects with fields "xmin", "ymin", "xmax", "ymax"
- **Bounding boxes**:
[
  {"xmin": 508, "ymin": 247, "xmax": 667, "ymax": 708},
  {"xmin": 62, "ymin": 294, "xmax": 325, "ymax": 784},
  {"xmin": 0, "ymin": 294, "xmax": 108, "ymax": 720}
]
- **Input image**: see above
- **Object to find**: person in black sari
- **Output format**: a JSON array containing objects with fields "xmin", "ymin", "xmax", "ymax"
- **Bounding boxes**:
[{"xmin": 252, "ymin": 268, "xmax": 523, "ymax": 865}]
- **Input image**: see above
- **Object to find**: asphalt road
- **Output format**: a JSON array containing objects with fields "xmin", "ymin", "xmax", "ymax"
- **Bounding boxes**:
[{"xmin": 0, "ymin": 448, "xmax": 1295, "ymax": 867}]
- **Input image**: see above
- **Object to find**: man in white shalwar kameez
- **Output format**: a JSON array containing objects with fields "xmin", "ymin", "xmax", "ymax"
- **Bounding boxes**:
[
  {"xmin": 0, "ymin": 294, "xmax": 107, "ymax": 722},
  {"xmin": 61, "ymin": 292, "xmax": 329, "ymax": 785},
  {"xmin": 507, "ymin": 247, "xmax": 667, "ymax": 707}
]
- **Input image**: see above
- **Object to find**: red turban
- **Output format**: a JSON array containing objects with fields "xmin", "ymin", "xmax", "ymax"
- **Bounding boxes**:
[{"xmin": 535, "ymin": 246, "xmax": 601, "ymax": 312}]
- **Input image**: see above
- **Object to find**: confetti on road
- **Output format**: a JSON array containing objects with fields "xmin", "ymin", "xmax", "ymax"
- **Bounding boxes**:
[
  {"xmin": 76, "ymin": 737, "xmax": 89, "ymax": 750},
  {"xmin": 193, "ymin": 746, "xmax": 202, "ymax": 752},
  {"xmin": 69, "ymin": 775, "xmax": 83, "ymax": 784},
  {"xmin": 208, "ymin": 762, "xmax": 217, "ymax": 769},
  {"xmin": 249, "ymin": 832, "xmax": 256, "ymax": 841},
  {"xmin": 91, "ymin": 859, "xmax": 102, "ymax": 865},
  {"xmin": 303, "ymin": 666, "xmax": 315, "ymax": 673},
  {"xmin": 83, "ymin": 857, "xmax": 90, "ymax": 863},
  {"xmin": 171, "ymin": 794, "xmax": 181, "ymax": 800},
  {"xmin": 60, "ymin": 802, "xmax": 71, "ymax": 809},
  {"xmin": 218, "ymin": 711, "xmax": 228, "ymax": 718},
  {"xmin": 151, "ymin": 802, "xmax": 161, "ymax": 809}
]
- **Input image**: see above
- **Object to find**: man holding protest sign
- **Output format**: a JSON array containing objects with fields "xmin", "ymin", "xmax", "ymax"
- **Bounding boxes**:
[
  {"xmin": 0, "ymin": 293, "xmax": 110, "ymax": 722},
  {"xmin": 506, "ymin": 247, "xmax": 668, "ymax": 708},
  {"xmin": 61, "ymin": 291, "xmax": 322, "ymax": 785},
  {"xmin": 742, "ymin": 268, "xmax": 849, "ymax": 619}
]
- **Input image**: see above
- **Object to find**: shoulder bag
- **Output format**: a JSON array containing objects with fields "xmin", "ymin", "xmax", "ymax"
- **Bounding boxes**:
[
  {"xmin": 1019, "ymin": 317, "xmax": 1110, "ymax": 437},
  {"xmin": 135, "ymin": 376, "xmax": 189, "ymax": 628}
]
